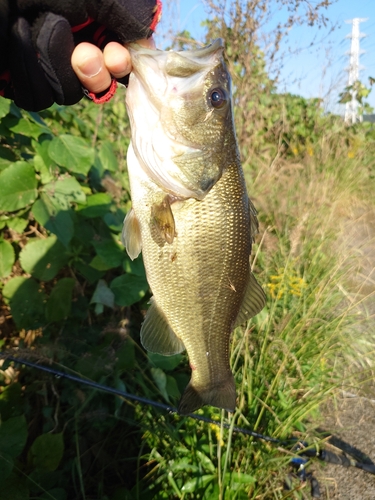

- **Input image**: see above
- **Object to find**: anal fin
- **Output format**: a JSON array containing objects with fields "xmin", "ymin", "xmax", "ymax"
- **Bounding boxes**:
[
  {"xmin": 122, "ymin": 208, "xmax": 142, "ymax": 260},
  {"xmin": 141, "ymin": 297, "xmax": 185, "ymax": 355},
  {"xmin": 234, "ymin": 272, "xmax": 266, "ymax": 328}
]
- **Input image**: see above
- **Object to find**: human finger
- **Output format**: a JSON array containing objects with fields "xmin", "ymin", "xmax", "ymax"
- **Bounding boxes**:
[
  {"xmin": 102, "ymin": 42, "xmax": 132, "ymax": 79},
  {"xmin": 71, "ymin": 42, "xmax": 111, "ymax": 94}
]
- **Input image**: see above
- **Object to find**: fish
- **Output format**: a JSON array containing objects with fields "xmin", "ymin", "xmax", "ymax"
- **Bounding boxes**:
[{"xmin": 122, "ymin": 39, "xmax": 266, "ymax": 415}]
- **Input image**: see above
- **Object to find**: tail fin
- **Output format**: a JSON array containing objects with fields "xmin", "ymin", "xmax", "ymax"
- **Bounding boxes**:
[{"xmin": 178, "ymin": 375, "xmax": 236, "ymax": 415}]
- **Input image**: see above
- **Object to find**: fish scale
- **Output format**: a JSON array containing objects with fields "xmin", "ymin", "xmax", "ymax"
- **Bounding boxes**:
[{"xmin": 122, "ymin": 39, "xmax": 266, "ymax": 414}]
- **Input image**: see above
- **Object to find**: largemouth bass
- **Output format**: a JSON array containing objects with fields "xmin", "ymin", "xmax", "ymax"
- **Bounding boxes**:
[{"xmin": 122, "ymin": 39, "xmax": 266, "ymax": 415}]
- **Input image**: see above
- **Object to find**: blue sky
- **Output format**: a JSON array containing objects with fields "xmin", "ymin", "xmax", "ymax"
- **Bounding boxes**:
[{"xmin": 154, "ymin": 1, "xmax": 375, "ymax": 113}]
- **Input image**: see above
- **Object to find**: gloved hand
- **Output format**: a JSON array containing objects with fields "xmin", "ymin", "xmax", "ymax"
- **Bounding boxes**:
[{"xmin": 0, "ymin": 0, "xmax": 161, "ymax": 111}]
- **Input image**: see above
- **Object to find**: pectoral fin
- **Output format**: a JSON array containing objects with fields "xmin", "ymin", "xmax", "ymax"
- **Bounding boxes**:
[
  {"xmin": 234, "ymin": 272, "xmax": 266, "ymax": 328},
  {"xmin": 151, "ymin": 195, "xmax": 176, "ymax": 244},
  {"xmin": 122, "ymin": 208, "xmax": 142, "ymax": 260},
  {"xmin": 141, "ymin": 298, "xmax": 185, "ymax": 355}
]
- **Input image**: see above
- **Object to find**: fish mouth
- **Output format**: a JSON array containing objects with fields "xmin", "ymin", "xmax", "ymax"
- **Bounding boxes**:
[{"xmin": 126, "ymin": 39, "xmax": 228, "ymax": 200}]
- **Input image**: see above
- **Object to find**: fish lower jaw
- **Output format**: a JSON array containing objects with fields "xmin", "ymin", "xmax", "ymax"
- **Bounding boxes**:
[{"xmin": 177, "ymin": 374, "xmax": 236, "ymax": 415}]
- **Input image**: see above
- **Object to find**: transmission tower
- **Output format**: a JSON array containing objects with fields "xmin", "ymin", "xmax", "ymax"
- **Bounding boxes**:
[{"xmin": 344, "ymin": 18, "xmax": 367, "ymax": 124}]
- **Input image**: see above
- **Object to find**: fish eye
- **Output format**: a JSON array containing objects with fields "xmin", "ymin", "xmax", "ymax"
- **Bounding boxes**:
[{"xmin": 209, "ymin": 88, "xmax": 228, "ymax": 109}]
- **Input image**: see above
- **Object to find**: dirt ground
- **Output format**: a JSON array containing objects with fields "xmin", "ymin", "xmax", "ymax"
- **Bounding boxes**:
[{"xmin": 314, "ymin": 206, "xmax": 375, "ymax": 499}]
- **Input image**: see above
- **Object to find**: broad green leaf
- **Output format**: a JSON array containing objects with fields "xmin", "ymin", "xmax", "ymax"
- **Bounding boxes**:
[
  {"xmin": 48, "ymin": 134, "xmax": 95, "ymax": 175},
  {"xmin": 0, "ymin": 453, "xmax": 13, "ymax": 481},
  {"xmin": 73, "ymin": 261, "xmax": 104, "ymax": 284},
  {"xmin": 89, "ymin": 255, "xmax": 114, "ymax": 271},
  {"xmin": 40, "ymin": 488, "xmax": 67, "ymax": 500},
  {"xmin": 110, "ymin": 273, "xmax": 148, "ymax": 306},
  {"xmin": 45, "ymin": 278, "xmax": 75, "ymax": 322},
  {"xmin": 0, "ymin": 146, "xmax": 17, "ymax": 172},
  {"xmin": 92, "ymin": 238, "xmax": 125, "ymax": 268},
  {"xmin": 6, "ymin": 216, "xmax": 28, "ymax": 233},
  {"xmin": 43, "ymin": 177, "xmax": 86, "ymax": 208},
  {"xmin": 0, "ymin": 97, "xmax": 11, "ymax": 119},
  {"xmin": 150, "ymin": 367, "xmax": 169, "ymax": 402},
  {"xmin": 148, "ymin": 353, "xmax": 183, "ymax": 372},
  {"xmin": 28, "ymin": 433, "xmax": 64, "ymax": 472},
  {"xmin": 0, "ymin": 472, "xmax": 29, "ymax": 500},
  {"xmin": 0, "ymin": 415, "xmax": 28, "ymax": 459},
  {"xmin": 166, "ymin": 375, "xmax": 180, "ymax": 400},
  {"xmin": 181, "ymin": 474, "xmax": 216, "ymax": 493},
  {"xmin": 0, "ymin": 240, "xmax": 15, "ymax": 278},
  {"xmin": 8, "ymin": 117, "xmax": 49, "ymax": 139},
  {"xmin": 90, "ymin": 279, "xmax": 115, "ymax": 309},
  {"xmin": 115, "ymin": 340, "xmax": 135, "ymax": 371},
  {"xmin": 103, "ymin": 209, "xmax": 126, "ymax": 232},
  {"xmin": 2, "ymin": 277, "xmax": 46, "ymax": 329},
  {"xmin": 98, "ymin": 140, "xmax": 118, "ymax": 172},
  {"xmin": 0, "ymin": 383, "xmax": 23, "ymax": 421},
  {"xmin": 33, "ymin": 154, "xmax": 54, "ymax": 184},
  {"xmin": 76, "ymin": 193, "xmax": 112, "ymax": 218},
  {"xmin": 32, "ymin": 194, "xmax": 74, "ymax": 247},
  {"xmin": 0, "ymin": 161, "xmax": 38, "ymax": 212},
  {"xmin": 123, "ymin": 255, "xmax": 146, "ymax": 278},
  {"xmin": 20, "ymin": 235, "xmax": 68, "ymax": 281}
]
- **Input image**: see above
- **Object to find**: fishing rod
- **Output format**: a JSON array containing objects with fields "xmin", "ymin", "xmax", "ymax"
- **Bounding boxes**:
[{"xmin": 1, "ymin": 352, "xmax": 374, "ymax": 497}]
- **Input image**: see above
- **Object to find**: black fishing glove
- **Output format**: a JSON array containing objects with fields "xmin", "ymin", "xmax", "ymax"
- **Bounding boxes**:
[{"xmin": 0, "ymin": 0, "xmax": 160, "ymax": 111}]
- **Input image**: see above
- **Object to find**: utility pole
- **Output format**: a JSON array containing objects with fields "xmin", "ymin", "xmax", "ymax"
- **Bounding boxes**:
[{"xmin": 344, "ymin": 18, "xmax": 367, "ymax": 124}]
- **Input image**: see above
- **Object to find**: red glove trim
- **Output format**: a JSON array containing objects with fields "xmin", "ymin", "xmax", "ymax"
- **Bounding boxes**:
[
  {"xmin": 71, "ymin": 17, "xmax": 95, "ymax": 33},
  {"xmin": 93, "ymin": 25, "xmax": 107, "ymax": 49},
  {"xmin": 84, "ymin": 78, "xmax": 117, "ymax": 104},
  {"xmin": 150, "ymin": 0, "xmax": 162, "ymax": 32}
]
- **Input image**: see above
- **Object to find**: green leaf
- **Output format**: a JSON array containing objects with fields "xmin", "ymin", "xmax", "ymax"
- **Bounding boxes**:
[
  {"xmin": 0, "ymin": 240, "xmax": 15, "ymax": 278},
  {"xmin": 0, "ymin": 453, "xmax": 13, "ymax": 481},
  {"xmin": 0, "ymin": 472, "xmax": 29, "ymax": 500},
  {"xmin": 7, "ymin": 216, "xmax": 28, "ymax": 233},
  {"xmin": 0, "ymin": 146, "xmax": 17, "ymax": 172},
  {"xmin": 33, "ymin": 154, "xmax": 54, "ymax": 184},
  {"xmin": 8, "ymin": 117, "xmax": 49, "ymax": 139},
  {"xmin": 181, "ymin": 475, "xmax": 216, "ymax": 493},
  {"xmin": 2, "ymin": 277, "xmax": 46, "ymax": 329},
  {"xmin": 45, "ymin": 278, "xmax": 75, "ymax": 322},
  {"xmin": 0, "ymin": 97, "xmax": 11, "ymax": 119},
  {"xmin": 0, "ymin": 415, "xmax": 28, "ymax": 459},
  {"xmin": 115, "ymin": 340, "xmax": 135, "ymax": 371},
  {"xmin": 76, "ymin": 193, "xmax": 112, "ymax": 218},
  {"xmin": 40, "ymin": 488, "xmax": 67, "ymax": 500},
  {"xmin": 32, "ymin": 194, "xmax": 74, "ymax": 247},
  {"xmin": 73, "ymin": 261, "xmax": 105, "ymax": 284},
  {"xmin": 110, "ymin": 273, "xmax": 148, "ymax": 306},
  {"xmin": 28, "ymin": 433, "xmax": 64, "ymax": 472},
  {"xmin": 48, "ymin": 134, "xmax": 95, "ymax": 175},
  {"xmin": 43, "ymin": 177, "xmax": 86, "ymax": 209},
  {"xmin": 92, "ymin": 237, "xmax": 125, "ymax": 268},
  {"xmin": 98, "ymin": 140, "xmax": 118, "ymax": 172},
  {"xmin": 103, "ymin": 209, "xmax": 126, "ymax": 232},
  {"xmin": 148, "ymin": 352, "xmax": 183, "ymax": 372},
  {"xmin": 20, "ymin": 235, "xmax": 68, "ymax": 281},
  {"xmin": 150, "ymin": 367, "xmax": 170, "ymax": 402},
  {"xmin": 0, "ymin": 161, "xmax": 38, "ymax": 212},
  {"xmin": 123, "ymin": 255, "xmax": 146, "ymax": 277},
  {"xmin": 90, "ymin": 279, "xmax": 115, "ymax": 309}
]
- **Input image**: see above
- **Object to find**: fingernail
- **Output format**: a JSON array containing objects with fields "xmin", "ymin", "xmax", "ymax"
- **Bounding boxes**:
[{"xmin": 79, "ymin": 57, "xmax": 102, "ymax": 78}]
